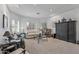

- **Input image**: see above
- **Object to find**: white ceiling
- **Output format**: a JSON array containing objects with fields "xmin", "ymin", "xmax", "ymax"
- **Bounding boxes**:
[{"xmin": 7, "ymin": 4, "xmax": 79, "ymax": 18}]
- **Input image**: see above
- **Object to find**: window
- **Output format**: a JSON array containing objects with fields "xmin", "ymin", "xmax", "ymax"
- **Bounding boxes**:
[
  {"xmin": 17, "ymin": 21, "xmax": 20, "ymax": 32},
  {"xmin": 11, "ymin": 20, "xmax": 15, "ymax": 33},
  {"xmin": 11, "ymin": 20, "xmax": 20, "ymax": 33}
]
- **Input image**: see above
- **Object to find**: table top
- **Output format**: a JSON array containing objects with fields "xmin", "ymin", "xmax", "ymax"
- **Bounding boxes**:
[
  {"xmin": 10, "ymin": 48, "xmax": 24, "ymax": 54},
  {"xmin": 4, "ymin": 45, "xmax": 15, "ymax": 50}
]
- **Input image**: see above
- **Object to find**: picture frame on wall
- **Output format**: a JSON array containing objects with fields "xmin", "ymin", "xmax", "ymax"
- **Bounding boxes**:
[{"xmin": 3, "ymin": 14, "xmax": 8, "ymax": 28}]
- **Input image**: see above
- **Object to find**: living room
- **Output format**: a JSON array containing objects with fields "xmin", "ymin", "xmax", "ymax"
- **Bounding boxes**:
[{"xmin": 0, "ymin": 4, "xmax": 79, "ymax": 54}]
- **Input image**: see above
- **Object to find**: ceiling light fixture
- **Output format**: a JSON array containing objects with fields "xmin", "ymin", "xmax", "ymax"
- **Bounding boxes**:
[
  {"xmin": 49, "ymin": 8, "xmax": 53, "ymax": 12},
  {"xmin": 36, "ymin": 12, "xmax": 40, "ymax": 15}
]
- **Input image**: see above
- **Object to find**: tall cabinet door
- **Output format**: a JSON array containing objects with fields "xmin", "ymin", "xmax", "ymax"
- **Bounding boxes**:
[
  {"xmin": 55, "ymin": 23, "xmax": 61, "ymax": 39},
  {"xmin": 68, "ymin": 21, "xmax": 76, "ymax": 43},
  {"xmin": 61, "ymin": 22, "xmax": 68, "ymax": 41},
  {"xmin": 55, "ymin": 22, "xmax": 68, "ymax": 41}
]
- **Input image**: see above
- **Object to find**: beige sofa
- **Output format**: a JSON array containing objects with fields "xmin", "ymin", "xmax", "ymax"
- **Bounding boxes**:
[{"xmin": 26, "ymin": 30, "xmax": 39, "ymax": 39}]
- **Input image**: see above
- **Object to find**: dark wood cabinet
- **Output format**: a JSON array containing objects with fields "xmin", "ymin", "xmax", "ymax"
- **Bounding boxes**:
[
  {"xmin": 55, "ymin": 21, "xmax": 76, "ymax": 43},
  {"xmin": 68, "ymin": 21, "xmax": 76, "ymax": 43}
]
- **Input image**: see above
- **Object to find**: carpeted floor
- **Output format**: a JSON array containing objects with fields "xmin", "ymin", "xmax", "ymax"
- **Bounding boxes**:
[{"xmin": 24, "ymin": 37, "xmax": 79, "ymax": 54}]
